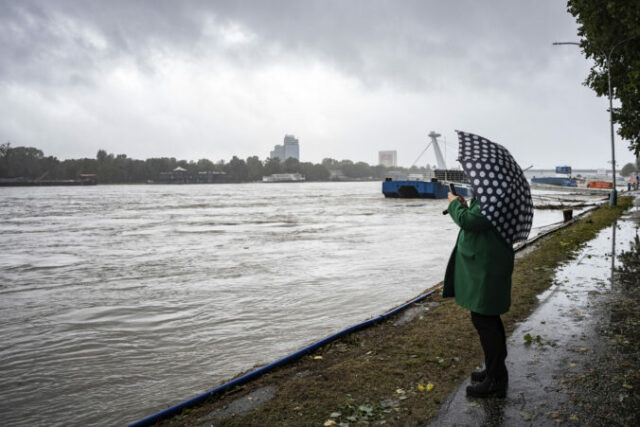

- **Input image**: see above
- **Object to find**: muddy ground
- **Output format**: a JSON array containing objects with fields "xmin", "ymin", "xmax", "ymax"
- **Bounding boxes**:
[{"xmin": 150, "ymin": 196, "xmax": 636, "ymax": 426}]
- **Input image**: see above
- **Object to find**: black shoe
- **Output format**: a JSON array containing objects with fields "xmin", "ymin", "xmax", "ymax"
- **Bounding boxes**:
[
  {"xmin": 470, "ymin": 370, "xmax": 487, "ymax": 383},
  {"xmin": 466, "ymin": 377, "xmax": 507, "ymax": 398}
]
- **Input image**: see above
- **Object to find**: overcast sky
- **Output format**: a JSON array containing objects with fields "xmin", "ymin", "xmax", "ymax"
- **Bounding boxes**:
[{"xmin": 1, "ymin": 0, "xmax": 636, "ymax": 169}]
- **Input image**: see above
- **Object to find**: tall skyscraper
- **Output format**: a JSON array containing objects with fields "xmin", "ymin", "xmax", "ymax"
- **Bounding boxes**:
[
  {"xmin": 378, "ymin": 150, "xmax": 397, "ymax": 167},
  {"xmin": 270, "ymin": 135, "xmax": 300, "ymax": 161}
]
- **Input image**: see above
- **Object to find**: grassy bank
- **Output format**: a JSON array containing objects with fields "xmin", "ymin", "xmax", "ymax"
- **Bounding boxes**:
[{"xmin": 160, "ymin": 197, "xmax": 632, "ymax": 426}]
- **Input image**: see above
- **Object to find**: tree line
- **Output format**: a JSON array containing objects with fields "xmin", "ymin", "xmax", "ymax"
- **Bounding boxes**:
[{"xmin": 0, "ymin": 143, "xmax": 431, "ymax": 184}]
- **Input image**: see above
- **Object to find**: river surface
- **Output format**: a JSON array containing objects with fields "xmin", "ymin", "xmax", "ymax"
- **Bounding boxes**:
[{"xmin": 0, "ymin": 182, "xmax": 603, "ymax": 426}]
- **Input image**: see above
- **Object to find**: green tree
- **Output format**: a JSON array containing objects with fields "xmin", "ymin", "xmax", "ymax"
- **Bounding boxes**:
[
  {"xmin": 0, "ymin": 142, "xmax": 10, "ymax": 177},
  {"xmin": 96, "ymin": 149, "xmax": 107, "ymax": 163},
  {"xmin": 621, "ymin": 162, "xmax": 637, "ymax": 176},
  {"xmin": 567, "ymin": 0, "xmax": 640, "ymax": 155},
  {"xmin": 1, "ymin": 146, "xmax": 46, "ymax": 178},
  {"xmin": 263, "ymin": 157, "xmax": 282, "ymax": 175},
  {"xmin": 299, "ymin": 162, "xmax": 330, "ymax": 181},
  {"xmin": 341, "ymin": 160, "xmax": 372, "ymax": 179},
  {"xmin": 283, "ymin": 157, "xmax": 300, "ymax": 173},
  {"xmin": 321, "ymin": 158, "xmax": 339, "ymax": 169},
  {"xmin": 246, "ymin": 156, "xmax": 264, "ymax": 181},
  {"xmin": 196, "ymin": 158, "xmax": 215, "ymax": 171},
  {"xmin": 370, "ymin": 164, "xmax": 389, "ymax": 179},
  {"xmin": 225, "ymin": 156, "xmax": 248, "ymax": 182}
]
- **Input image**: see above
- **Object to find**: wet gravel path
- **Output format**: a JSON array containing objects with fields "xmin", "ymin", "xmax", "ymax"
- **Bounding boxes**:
[{"xmin": 431, "ymin": 194, "xmax": 640, "ymax": 426}]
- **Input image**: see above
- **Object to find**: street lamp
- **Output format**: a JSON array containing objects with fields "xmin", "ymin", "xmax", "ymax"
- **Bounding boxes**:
[{"xmin": 553, "ymin": 39, "xmax": 634, "ymax": 206}]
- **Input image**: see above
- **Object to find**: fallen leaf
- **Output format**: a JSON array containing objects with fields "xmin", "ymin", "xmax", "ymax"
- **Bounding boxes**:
[
  {"xmin": 358, "ymin": 404, "xmax": 373, "ymax": 414},
  {"xmin": 569, "ymin": 362, "xmax": 577, "ymax": 368},
  {"xmin": 329, "ymin": 412, "xmax": 341, "ymax": 418},
  {"xmin": 396, "ymin": 388, "xmax": 406, "ymax": 394},
  {"xmin": 426, "ymin": 383, "xmax": 435, "ymax": 392},
  {"xmin": 313, "ymin": 355, "xmax": 323, "ymax": 360},
  {"xmin": 418, "ymin": 384, "xmax": 425, "ymax": 392},
  {"xmin": 570, "ymin": 414, "xmax": 579, "ymax": 421},
  {"xmin": 520, "ymin": 410, "xmax": 532, "ymax": 421},
  {"xmin": 622, "ymin": 383, "xmax": 633, "ymax": 389},
  {"xmin": 323, "ymin": 420, "xmax": 336, "ymax": 426}
]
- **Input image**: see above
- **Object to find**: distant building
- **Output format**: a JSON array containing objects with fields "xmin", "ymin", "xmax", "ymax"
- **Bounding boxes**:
[
  {"xmin": 270, "ymin": 135, "xmax": 300, "ymax": 161},
  {"xmin": 378, "ymin": 150, "xmax": 397, "ymax": 167},
  {"xmin": 270, "ymin": 145, "xmax": 285, "ymax": 160}
]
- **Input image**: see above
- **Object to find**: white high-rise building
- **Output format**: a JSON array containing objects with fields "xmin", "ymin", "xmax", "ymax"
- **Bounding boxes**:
[
  {"xmin": 378, "ymin": 150, "xmax": 397, "ymax": 167},
  {"xmin": 270, "ymin": 135, "xmax": 300, "ymax": 161}
]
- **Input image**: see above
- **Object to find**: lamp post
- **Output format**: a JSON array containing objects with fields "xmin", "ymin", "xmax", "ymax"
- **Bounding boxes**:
[{"xmin": 553, "ymin": 39, "xmax": 634, "ymax": 206}]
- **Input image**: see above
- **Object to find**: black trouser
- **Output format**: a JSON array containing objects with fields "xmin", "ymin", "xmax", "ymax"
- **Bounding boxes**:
[{"xmin": 471, "ymin": 312, "xmax": 508, "ymax": 381}]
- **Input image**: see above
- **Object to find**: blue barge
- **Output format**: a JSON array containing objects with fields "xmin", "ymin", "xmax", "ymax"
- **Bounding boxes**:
[
  {"xmin": 382, "ymin": 131, "xmax": 469, "ymax": 199},
  {"xmin": 382, "ymin": 179, "xmax": 470, "ymax": 198},
  {"xmin": 529, "ymin": 177, "xmax": 577, "ymax": 187},
  {"xmin": 530, "ymin": 166, "xmax": 577, "ymax": 187}
]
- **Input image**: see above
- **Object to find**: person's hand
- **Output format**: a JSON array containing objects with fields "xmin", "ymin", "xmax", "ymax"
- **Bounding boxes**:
[{"xmin": 448, "ymin": 193, "xmax": 467, "ymax": 206}]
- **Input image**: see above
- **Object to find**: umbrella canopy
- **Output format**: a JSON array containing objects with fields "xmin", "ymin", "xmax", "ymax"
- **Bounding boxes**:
[{"xmin": 456, "ymin": 131, "xmax": 534, "ymax": 246}]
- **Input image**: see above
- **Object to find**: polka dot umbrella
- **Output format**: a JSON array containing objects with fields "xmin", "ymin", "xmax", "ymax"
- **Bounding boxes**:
[{"xmin": 456, "ymin": 130, "xmax": 534, "ymax": 246}]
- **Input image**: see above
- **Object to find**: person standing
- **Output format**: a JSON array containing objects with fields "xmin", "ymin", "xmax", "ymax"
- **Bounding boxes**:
[{"xmin": 442, "ymin": 192, "xmax": 514, "ymax": 398}]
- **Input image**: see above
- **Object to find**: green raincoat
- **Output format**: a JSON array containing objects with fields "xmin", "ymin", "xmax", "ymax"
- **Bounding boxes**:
[{"xmin": 442, "ymin": 198, "xmax": 514, "ymax": 315}]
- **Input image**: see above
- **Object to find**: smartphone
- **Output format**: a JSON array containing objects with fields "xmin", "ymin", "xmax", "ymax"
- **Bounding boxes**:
[{"xmin": 442, "ymin": 183, "xmax": 458, "ymax": 215}]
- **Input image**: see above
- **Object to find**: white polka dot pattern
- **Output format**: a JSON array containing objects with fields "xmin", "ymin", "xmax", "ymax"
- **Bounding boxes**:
[{"xmin": 456, "ymin": 130, "xmax": 534, "ymax": 246}]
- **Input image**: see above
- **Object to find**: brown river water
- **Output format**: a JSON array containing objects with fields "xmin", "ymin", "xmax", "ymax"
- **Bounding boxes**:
[{"xmin": 0, "ymin": 182, "xmax": 601, "ymax": 425}]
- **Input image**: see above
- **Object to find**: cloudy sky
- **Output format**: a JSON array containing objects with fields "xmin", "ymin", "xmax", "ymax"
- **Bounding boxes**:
[{"xmin": 1, "ymin": 0, "xmax": 636, "ymax": 168}]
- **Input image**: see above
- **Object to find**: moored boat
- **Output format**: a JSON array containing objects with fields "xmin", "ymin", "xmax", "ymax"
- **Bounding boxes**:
[
  {"xmin": 530, "ymin": 166, "xmax": 577, "ymax": 188},
  {"xmin": 382, "ymin": 131, "xmax": 469, "ymax": 199},
  {"xmin": 262, "ymin": 173, "xmax": 305, "ymax": 183}
]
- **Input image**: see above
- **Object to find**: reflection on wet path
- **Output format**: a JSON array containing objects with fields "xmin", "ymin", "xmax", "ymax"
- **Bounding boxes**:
[{"xmin": 431, "ymin": 196, "xmax": 639, "ymax": 426}]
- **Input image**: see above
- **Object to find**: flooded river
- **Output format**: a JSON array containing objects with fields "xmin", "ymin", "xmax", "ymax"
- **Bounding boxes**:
[{"xmin": 0, "ymin": 182, "xmax": 603, "ymax": 425}]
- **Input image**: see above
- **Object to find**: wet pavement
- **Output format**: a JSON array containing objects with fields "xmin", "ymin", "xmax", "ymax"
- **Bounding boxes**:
[{"xmin": 430, "ymin": 194, "xmax": 640, "ymax": 426}]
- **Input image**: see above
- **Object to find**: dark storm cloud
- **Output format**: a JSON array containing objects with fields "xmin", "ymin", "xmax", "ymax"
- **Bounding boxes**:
[{"xmin": 0, "ymin": 0, "xmax": 576, "ymax": 91}]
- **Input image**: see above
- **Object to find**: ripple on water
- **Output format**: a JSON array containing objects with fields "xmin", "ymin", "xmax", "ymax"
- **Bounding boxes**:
[{"xmin": 0, "ymin": 183, "xmax": 580, "ymax": 425}]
